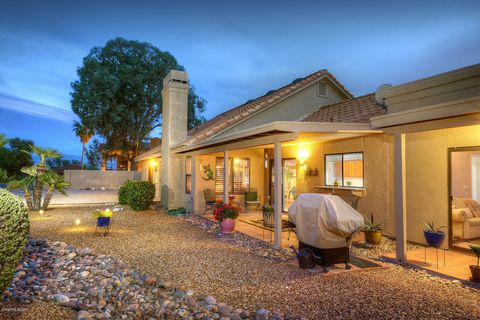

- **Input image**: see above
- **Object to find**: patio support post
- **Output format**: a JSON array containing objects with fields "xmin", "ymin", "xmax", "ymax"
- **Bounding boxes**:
[
  {"xmin": 394, "ymin": 133, "xmax": 407, "ymax": 262},
  {"xmin": 273, "ymin": 141, "xmax": 282, "ymax": 248},
  {"xmin": 191, "ymin": 155, "xmax": 197, "ymax": 214},
  {"xmin": 223, "ymin": 150, "xmax": 229, "ymax": 203}
]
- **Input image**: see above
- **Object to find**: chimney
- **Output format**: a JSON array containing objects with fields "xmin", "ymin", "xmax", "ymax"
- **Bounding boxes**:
[{"xmin": 161, "ymin": 70, "xmax": 189, "ymax": 208}]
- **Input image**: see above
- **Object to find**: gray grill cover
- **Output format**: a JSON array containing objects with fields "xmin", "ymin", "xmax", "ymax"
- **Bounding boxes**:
[{"xmin": 288, "ymin": 193, "xmax": 364, "ymax": 249}]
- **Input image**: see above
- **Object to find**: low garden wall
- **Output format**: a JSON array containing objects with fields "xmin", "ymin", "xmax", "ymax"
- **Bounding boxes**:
[{"xmin": 64, "ymin": 170, "xmax": 141, "ymax": 189}]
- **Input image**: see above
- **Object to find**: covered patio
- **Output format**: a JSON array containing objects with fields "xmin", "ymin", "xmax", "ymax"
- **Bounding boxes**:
[{"xmin": 178, "ymin": 121, "xmax": 385, "ymax": 248}]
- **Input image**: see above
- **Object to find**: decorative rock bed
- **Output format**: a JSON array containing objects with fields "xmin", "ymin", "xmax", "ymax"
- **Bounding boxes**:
[
  {"xmin": 351, "ymin": 236, "xmax": 420, "ymax": 260},
  {"xmin": 3, "ymin": 238, "xmax": 286, "ymax": 320},
  {"xmin": 178, "ymin": 214, "xmax": 296, "ymax": 262}
]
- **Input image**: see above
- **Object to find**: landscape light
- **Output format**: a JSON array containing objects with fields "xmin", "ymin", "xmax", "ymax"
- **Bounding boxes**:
[
  {"xmin": 39, "ymin": 210, "xmax": 44, "ymax": 215},
  {"xmin": 75, "ymin": 219, "xmax": 81, "ymax": 225}
]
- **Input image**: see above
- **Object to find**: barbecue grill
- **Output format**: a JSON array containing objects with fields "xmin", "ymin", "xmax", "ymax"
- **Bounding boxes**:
[{"xmin": 288, "ymin": 193, "xmax": 363, "ymax": 272}]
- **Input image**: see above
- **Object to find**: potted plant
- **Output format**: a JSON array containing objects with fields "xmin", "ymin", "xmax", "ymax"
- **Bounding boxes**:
[
  {"xmin": 469, "ymin": 244, "xmax": 480, "ymax": 282},
  {"xmin": 363, "ymin": 213, "xmax": 382, "ymax": 245},
  {"xmin": 262, "ymin": 204, "xmax": 275, "ymax": 227},
  {"xmin": 213, "ymin": 195, "xmax": 240, "ymax": 233},
  {"xmin": 93, "ymin": 208, "xmax": 112, "ymax": 236},
  {"xmin": 423, "ymin": 221, "xmax": 446, "ymax": 248}
]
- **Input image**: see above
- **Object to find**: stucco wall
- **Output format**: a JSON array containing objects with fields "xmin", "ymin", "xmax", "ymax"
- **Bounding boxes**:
[
  {"xmin": 282, "ymin": 135, "xmax": 395, "ymax": 236},
  {"xmin": 137, "ymin": 158, "xmax": 162, "ymax": 201},
  {"xmin": 64, "ymin": 170, "xmax": 141, "ymax": 189},
  {"xmin": 214, "ymin": 80, "xmax": 348, "ymax": 138},
  {"xmin": 404, "ymin": 124, "xmax": 480, "ymax": 244}
]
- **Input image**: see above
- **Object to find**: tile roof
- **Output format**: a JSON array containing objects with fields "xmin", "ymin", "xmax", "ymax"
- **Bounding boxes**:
[
  {"xmin": 301, "ymin": 93, "xmax": 386, "ymax": 123},
  {"xmin": 176, "ymin": 69, "xmax": 353, "ymax": 148}
]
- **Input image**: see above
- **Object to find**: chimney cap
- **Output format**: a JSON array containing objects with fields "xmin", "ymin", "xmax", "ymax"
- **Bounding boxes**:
[{"xmin": 163, "ymin": 70, "xmax": 189, "ymax": 87}]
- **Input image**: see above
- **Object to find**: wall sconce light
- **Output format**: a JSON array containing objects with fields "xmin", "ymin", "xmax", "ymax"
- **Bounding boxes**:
[{"xmin": 150, "ymin": 159, "xmax": 156, "ymax": 167}]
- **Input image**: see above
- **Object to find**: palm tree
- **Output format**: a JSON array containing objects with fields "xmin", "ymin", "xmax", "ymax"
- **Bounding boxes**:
[
  {"xmin": 22, "ymin": 146, "xmax": 62, "ymax": 210},
  {"xmin": 8, "ymin": 175, "xmax": 35, "ymax": 210},
  {"xmin": 73, "ymin": 121, "xmax": 94, "ymax": 170},
  {"xmin": 29, "ymin": 145, "xmax": 62, "ymax": 168},
  {"xmin": 41, "ymin": 171, "xmax": 69, "ymax": 210}
]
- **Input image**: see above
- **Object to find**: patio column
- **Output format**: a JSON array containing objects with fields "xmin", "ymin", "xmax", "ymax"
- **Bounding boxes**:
[
  {"xmin": 394, "ymin": 133, "xmax": 407, "ymax": 262},
  {"xmin": 223, "ymin": 150, "xmax": 229, "ymax": 203},
  {"xmin": 191, "ymin": 155, "xmax": 197, "ymax": 214},
  {"xmin": 273, "ymin": 141, "xmax": 282, "ymax": 248}
]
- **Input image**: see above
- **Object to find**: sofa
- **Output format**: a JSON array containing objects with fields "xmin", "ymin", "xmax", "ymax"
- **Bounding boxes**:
[{"xmin": 452, "ymin": 197, "xmax": 480, "ymax": 240}]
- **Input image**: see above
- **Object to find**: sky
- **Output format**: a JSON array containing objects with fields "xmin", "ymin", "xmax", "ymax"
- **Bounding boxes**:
[{"xmin": 0, "ymin": 0, "xmax": 479, "ymax": 157}]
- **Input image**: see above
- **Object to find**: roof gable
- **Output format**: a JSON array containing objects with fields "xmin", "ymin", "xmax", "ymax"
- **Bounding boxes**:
[{"xmin": 179, "ymin": 69, "xmax": 352, "ymax": 148}]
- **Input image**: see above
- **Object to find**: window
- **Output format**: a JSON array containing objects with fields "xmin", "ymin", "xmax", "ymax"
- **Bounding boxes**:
[
  {"xmin": 185, "ymin": 157, "xmax": 192, "ymax": 194},
  {"xmin": 318, "ymin": 80, "xmax": 327, "ymax": 96},
  {"xmin": 325, "ymin": 152, "xmax": 363, "ymax": 187},
  {"xmin": 215, "ymin": 157, "xmax": 250, "ymax": 194}
]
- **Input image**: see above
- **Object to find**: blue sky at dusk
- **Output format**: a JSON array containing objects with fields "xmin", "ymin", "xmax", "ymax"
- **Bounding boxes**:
[{"xmin": 0, "ymin": 0, "xmax": 479, "ymax": 157}]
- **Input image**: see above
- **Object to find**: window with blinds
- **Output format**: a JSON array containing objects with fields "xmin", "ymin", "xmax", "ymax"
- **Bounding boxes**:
[{"xmin": 215, "ymin": 157, "xmax": 250, "ymax": 194}]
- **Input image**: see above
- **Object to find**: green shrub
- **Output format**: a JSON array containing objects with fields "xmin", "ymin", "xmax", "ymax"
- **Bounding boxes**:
[
  {"xmin": 0, "ymin": 189, "xmax": 29, "ymax": 294},
  {"xmin": 118, "ymin": 181, "xmax": 155, "ymax": 211},
  {"xmin": 118, "ymin": 181, "xmax": 131, "ymax": 205}
]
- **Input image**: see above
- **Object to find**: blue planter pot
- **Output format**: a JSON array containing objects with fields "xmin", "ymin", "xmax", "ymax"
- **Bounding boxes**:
[
  {"xmin": 97, "ymin": 217, "xmax": 111, "ymax": 227},
  {"xmin": 424, "ymin": 231, "xmax": 445, "ymax": 248}
]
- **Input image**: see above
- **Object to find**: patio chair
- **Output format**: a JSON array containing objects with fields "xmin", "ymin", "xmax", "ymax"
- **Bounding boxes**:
[
  {"xmin": 244, "ymin": 190, "xmax": 261, "ymax": 210},
  {"xmin": 203, "ymin": 189, "xmax": 216, "ymax": 214}
]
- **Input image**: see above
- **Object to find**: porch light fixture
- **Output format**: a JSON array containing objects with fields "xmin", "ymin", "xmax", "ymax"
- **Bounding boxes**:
[
  {"xmin": 150, "ymin": 159, "xmax": 156, "ymax": 167},
  {"xmin": 297, "ymin": 148, "xmax": 309, "ymax": 166}
]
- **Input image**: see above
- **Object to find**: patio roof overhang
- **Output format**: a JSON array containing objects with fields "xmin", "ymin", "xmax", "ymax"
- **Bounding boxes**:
[
  {"xmin": 371, "ymin": 63, "xmax": 480, "ymax": 134},
  {"xmin": 370, "ymin": 97, "xmax": 480, "ymax": 134},
  {"xmin": 172, "ymin": 121, "xmax": 383, "ymax": 154},
  {"xmin": 135, "ymin": 145, "xmax": 162, "ymax": 161}
]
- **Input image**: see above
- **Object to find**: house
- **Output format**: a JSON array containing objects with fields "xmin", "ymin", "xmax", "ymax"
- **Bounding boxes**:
[{"xmin": 136, "ymin": 63, "xmax": 480, "ymax": 262}]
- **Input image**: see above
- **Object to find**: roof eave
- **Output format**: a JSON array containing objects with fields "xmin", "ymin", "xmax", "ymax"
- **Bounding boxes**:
[{"xmin": 172, "ymin": 121, "xmax": 380, "ymax": 153}]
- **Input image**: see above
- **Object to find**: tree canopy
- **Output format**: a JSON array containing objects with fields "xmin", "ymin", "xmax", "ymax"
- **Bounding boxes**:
[
  {"xmin": 0, "ymin": 136, "xmax": 34, "ymax": 177},
  {"xmin": 71, "ymin": 38, "xmax": 206, "ymax": 165}
]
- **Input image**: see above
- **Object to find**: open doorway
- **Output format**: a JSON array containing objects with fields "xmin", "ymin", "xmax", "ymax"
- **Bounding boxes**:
[
  {"xmin": 269, "ymin": 158, "xmax": 297, "ymax": 212},
  {"xmin": 450, "ymin": 147, "xmax": 480, "ymax": 250}
]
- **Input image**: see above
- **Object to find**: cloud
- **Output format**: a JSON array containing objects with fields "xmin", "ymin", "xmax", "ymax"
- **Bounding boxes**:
[{"xmin": 0, "ymin": 92, "xmax": 75, "ymax": 123}]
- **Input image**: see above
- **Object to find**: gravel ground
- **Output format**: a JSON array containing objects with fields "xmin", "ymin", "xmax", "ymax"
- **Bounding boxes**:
[
  {"xmin": 0, "ymin": 301, "xmax": 74, "ymax": 320},
  {"xmin": 28, "ymin": 207, "xmax": 480, "ymax": 320}
]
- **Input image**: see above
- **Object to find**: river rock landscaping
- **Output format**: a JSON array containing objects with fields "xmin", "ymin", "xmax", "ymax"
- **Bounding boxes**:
[
  {"xmin": 5, "ymin": 206, "xmax": 479, "ymax": 320},
  {"xmin": 2, "ymin": 238, "xmax": 259, "ymax": 320}
]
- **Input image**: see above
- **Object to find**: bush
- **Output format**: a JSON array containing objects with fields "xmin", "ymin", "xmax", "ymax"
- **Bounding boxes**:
[
  {"xmin": 0, "ymin": 189, "xmax": 29, "ymax": 294},
  {"xmin": 118, "ymin": 181, "xmax": 130, "ymax": 205},
  {"xmin": 118, "ymin": 181, "xmax": 155, "ymax": 211}
]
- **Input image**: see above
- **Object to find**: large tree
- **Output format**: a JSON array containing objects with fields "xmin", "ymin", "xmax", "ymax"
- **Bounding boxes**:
[{"xmin": 71, "ymin": 38, "xmax": 206, "ymax": 170}]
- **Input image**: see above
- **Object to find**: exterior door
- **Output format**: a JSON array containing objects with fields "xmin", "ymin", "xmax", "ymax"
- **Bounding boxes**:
[
  {"xmin": 449, "ymin": 147, "xmax": 480, "ymax": 251},
  {"xmin": 269, "ymin": 158, "xmax": 297, "ymax": 212}
]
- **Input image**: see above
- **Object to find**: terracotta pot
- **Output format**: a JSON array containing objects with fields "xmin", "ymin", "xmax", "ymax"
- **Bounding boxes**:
[
  {"xmin": 220, "ymin": 218, "xmax": 235, "ymax": 233},
  {"xmin": 364, "ymin": 230, "xmax": 382, "ymax": 245},
  {"xmin": 470, "ymin": 265, "xmax": 480, "ymax": 282}
]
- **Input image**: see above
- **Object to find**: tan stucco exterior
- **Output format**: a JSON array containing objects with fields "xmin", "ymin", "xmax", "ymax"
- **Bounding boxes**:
[
  {"xmin": 403, "ymin": 125, "xmax": 480, "ymax": 244},
  {"xmin": 214, "ymin": 79, "xmax": 349, "ymax": 139}
]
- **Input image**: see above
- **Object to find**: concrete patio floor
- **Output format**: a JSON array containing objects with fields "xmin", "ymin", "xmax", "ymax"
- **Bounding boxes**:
[
  {"xmin": 10, "ymin": 189, "xmax": 118, "ymax": 206},
  {"xmin": 384, "ymin": 246, "xmax": 479, "ymax": 282}
]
